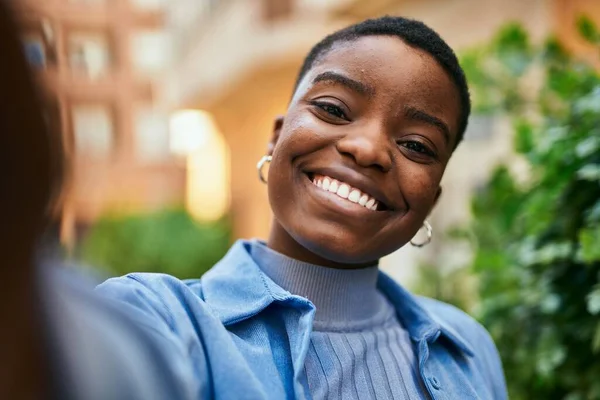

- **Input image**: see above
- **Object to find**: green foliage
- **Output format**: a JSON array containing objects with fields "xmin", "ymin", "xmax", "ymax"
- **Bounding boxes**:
[
  {"xmin": 80, "ymin": 209, "xmax": 231, "ymax": 279},
  {"xmin": 412, "ymin": 261, "xmax": 476, "ymax": 313},
  {"xmin": 461, "ymin": 19, "xmax": 600, "ymax": 400},
  {"xmin": 578, "ymin": 16, "xmax": 600, "ymax": 45},
  {"xmin": 459, "ymin": 24, "xmax": 533, "ymax": 114}
]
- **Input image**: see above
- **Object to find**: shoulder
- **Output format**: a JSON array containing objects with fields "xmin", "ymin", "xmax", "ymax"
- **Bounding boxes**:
[
  {"xmin": 96, "ymin": 272, "xmax": 203, "ymax": 301},
  {"xmin": 46, "ymin": 267, "xmax": 199, "ymax": 399},
  {"xmin": 95, "ymin": 273, "xmax": 213, "ymax": 396},
  {"xmin": 98, "ymin": 271, "xmax": 202, "ymax": 292},
  {"xmin": 417, "ymin": 296, "xmax": 507, "ymax": 398},
  {"xmin": 95, "ymin": 273, "xmax": 206, "ymax": 328}
]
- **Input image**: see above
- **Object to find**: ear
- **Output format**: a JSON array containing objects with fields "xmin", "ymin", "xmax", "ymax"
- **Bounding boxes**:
[{"xmin": 267, "ymin": 115, "xmax": 284, "ymax": 156}]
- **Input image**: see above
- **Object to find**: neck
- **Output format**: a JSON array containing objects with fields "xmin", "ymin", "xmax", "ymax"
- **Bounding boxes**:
[
  {"xmin": 267, "ymin": 220, "xmax": 377, "ymax": 270},
  {"xmin": 250, "ymin": 240, "xmax": 391, "ymax": 331}
]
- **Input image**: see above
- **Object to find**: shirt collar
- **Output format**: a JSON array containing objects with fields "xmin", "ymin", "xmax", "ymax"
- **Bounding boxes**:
[
  {"xmin": 377, "ymin": 273, "xmax": 474, "ymax": 357},
  {"xmin": 200, "ymin": 241, "xmax": 299, "ymax": 326},
  {"xmin": 201, "ymin": 240, "xmax": 474, "ymax": 357}
]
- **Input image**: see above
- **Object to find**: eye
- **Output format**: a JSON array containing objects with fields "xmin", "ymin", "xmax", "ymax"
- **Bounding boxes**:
[
  {"xmin": 311, "ymin": 101, "xmax": 348, "ymax": 120},
  {"xmin": 399, "ymin": 140, "xmax": 436, "ymax": 157}
]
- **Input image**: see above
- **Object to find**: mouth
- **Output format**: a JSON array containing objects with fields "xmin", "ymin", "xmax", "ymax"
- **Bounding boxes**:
[{"xmin": 306, "ymin": 173, "xmax": 390, "ymax": 212}]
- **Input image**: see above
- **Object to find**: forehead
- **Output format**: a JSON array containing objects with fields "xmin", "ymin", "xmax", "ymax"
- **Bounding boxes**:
[{"xmin": 299, "ymin": 35, "xmax": 461, "ymax": 134}]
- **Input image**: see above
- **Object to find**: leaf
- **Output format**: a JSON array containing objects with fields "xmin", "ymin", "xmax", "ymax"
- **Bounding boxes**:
[
  {"xmin": 577, "ymin": 15, "xmax": 600, "ymax": 44},
  {"xmin": 580, "ymin": 227, "xmax": 600, "ymax": 264},
  {"xmin": 513, "ymin": 119, "xmax": 535, "ymax": 154},
  {"xmin": 540, "ymin": 293, "xmax": 561, "ymax": 314},
  {"xmin": 491, "ymin": 24, "xmax": 534, "ymax": 79},
  {"xmin": 493, "ymin": 23, "xmax": 530, "ymax": 54},
  {"xmin": 575, "ymin": 136, "xmax": 600, "ymax": 159},
  {"xmin": 587, "ymin": 286, "xmax": 600, "ymax": 315},
  {"xmin": 543, "ymin": 37, "xmax": 569, "ymax": 64},
  {"xmin": 536, "ymin": 341, "xmax": 566, "ymax": 377},
  {"xmin": 573, "ymin": 86, "xmax": 600, "ymax": 114},
  {"xmin": 585, "ymin": 200, "xmax": 600, "ymax": 223},
  {"xmin": 564, "ymin": 393, "xmax": 584, "ymax": 400},
  {"xmin": 592, "ymin": 322, "xmax": 600, "ymax": 354},
  {"xmin": 577, "ymin": 164, "xmax": 600, "ymax": 181}
]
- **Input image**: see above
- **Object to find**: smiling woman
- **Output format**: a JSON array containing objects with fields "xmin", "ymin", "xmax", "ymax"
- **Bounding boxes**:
[
  {"xmin": 96, "ymin": 16, "xmax": 508, "ymax": 400},
  {"xmin": 267, "ymin": 33, "xmax": 462, "ymax": 268}
]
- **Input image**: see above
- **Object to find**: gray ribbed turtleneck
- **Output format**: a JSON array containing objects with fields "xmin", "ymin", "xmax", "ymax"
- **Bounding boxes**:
[{"xmin": 249, "ymin": 240, "xmax": 428, "ymax": 399}]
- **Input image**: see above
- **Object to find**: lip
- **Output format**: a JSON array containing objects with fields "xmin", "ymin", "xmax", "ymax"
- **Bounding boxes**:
[
  {"xmin": 304, "ymin": 166, "xmax": 396, "ymax": 211},
  {"xmin": 302, "ymin": 173, "xmax": 388, "ymax": 218}
]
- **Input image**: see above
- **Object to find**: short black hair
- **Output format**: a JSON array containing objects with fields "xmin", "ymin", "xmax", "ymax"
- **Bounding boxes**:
[{"xmin": 294, "ymin": 16, "xmax": 471, "ymax": 148}]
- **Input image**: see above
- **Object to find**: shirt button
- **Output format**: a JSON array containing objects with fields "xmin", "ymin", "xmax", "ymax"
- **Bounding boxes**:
[{"xmin": 428, "ymin": 377, "xmax": 441, "ymax": 390}]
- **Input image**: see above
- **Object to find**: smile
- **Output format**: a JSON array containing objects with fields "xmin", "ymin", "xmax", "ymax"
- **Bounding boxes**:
[{"xmin": 309, "ymin": 174, "xmax": 384, "ymax": 211}]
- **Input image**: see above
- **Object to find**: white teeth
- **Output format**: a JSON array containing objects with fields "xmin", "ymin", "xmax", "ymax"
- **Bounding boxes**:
[
  {"xmin": 311, "ymin": 174, "xmax": 381, "ymax": 211},
  {"xmin": 348, "ymin": 189, "xmax": 361, "ymax": 203},
  {"xmin": 328, "ymin": 180, "xmax": 339, "ymax": 193},
  {"xmin": 337, "ymin": 184, "xmax": 350, "ymax": 198}
]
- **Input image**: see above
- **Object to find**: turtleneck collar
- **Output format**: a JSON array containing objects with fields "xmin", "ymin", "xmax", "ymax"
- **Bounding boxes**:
[{"xmin": 249, "ymin": 240, "xmax": 394, "ymax": 331}]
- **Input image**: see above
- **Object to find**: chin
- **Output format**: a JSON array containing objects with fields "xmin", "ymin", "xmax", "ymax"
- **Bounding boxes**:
[{"xmin": 292, "ymin": 226, "xmax": 399, "ymax": 266}]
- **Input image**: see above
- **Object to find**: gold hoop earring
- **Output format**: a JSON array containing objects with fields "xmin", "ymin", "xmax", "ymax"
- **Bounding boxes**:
[
  {"xmin": 410, "ymin": 220, "xmax": 432, "ymax": 248},
  {"xmin": 257, "ymin": 155, "xmax": 272, "ymax": 184}
]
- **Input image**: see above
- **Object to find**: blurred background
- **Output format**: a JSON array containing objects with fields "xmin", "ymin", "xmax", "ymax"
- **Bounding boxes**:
[{"xmin": 13, "ymin": 0, "xmax": 600, "ymax": 398}]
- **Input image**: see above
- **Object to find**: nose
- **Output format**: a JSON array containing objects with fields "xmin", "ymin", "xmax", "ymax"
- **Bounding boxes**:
[{"xmin": 335, "ymin": 126, "xmax": 393, "ymax": 173}]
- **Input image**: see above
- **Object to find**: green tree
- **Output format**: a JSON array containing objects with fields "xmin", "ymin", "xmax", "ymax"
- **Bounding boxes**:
[
  {"xmin": 79, "ymin": 209, "xmax": 231, "ymax": 279},
  {"xmin": 462, "ymin": 19, "xmax": 600, "ymax": 399}
]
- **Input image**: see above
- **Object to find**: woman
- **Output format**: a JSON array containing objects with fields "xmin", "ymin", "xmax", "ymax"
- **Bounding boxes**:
[{"xmin": 98, "ymin": 16, "xmax": 507, "ymax": 399}]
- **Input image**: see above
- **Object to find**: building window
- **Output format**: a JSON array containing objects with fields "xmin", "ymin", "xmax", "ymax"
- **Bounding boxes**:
[
  {"xmin": 134, "ymin": 106, "xmax": 170, "ymax": 162},
  {"xmin": 23, "ymin": 35, "xmax": 46, "ymax": 68},
  {"xmin": 68, "ymin": 32, "xmax": 110, "ymax": 79},
  {"xmin": 131, "ymin": 30, "xmax": 170, "ymax": 76},
  {"xmin": 72, "ymin": 104, "xmax": 114, "ymax": 158}
]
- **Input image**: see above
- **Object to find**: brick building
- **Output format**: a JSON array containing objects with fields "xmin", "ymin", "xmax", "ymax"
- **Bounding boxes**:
[{"xmin": 14, "ymin": 0, "xmax": 185, "ymax": 246}]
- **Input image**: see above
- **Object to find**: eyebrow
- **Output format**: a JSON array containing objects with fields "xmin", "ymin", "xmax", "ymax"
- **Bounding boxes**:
[
  {"xmin": 312, "ymin": 71, "xmax": 375, "ymax": 97},
  {"xmin": 404, "ymin": 106, "xmax": 451, "ymax": 145}
]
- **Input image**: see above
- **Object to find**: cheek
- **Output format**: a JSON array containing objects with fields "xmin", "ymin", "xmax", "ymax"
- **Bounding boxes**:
[
  {"xmin": 274, "ymin": 109, "xmax": 333, "ymax": 159},
  {"xmin": 396, "ymin": 164, "xmax": 443, "ymax": 212},
  {"xmin": 267, "ymin": 110, "xmax": 320, "ymax": 211}
]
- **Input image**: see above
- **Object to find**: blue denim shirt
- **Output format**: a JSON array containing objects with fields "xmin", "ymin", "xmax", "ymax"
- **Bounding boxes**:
[{"xmin": 97, "ymin": 240, "xmax": 507, "ymax": 399}]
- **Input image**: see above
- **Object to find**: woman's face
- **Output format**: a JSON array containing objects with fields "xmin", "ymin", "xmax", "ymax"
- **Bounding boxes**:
[{"xmin": 267, "ymin": 35, "xmax": 461, "ymax": 267}]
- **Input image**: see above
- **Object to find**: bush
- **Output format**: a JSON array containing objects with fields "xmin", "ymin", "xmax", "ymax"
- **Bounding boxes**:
[
  {"xmin": 462, "ymin": 19, "xmax": 600, "ymax": 399},
  {"xmin": 80, "ymin": 209, "xmax": 231, "ymax": 279}
]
